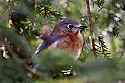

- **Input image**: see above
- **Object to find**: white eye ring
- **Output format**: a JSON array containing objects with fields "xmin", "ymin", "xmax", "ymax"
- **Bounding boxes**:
[{"xmin": 67, "ymin": 24, "xmax": 74, "ymax": 29}]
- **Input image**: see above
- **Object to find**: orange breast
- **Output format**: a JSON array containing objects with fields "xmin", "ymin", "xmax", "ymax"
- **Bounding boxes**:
[{"xmin": 57, "ymin": 31, "xmax": 84, "ymax": 59}]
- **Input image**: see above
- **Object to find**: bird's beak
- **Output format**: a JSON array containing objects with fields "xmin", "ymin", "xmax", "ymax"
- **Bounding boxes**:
[
  {"xmin": 79, "ymin": 26, "xmax": 86, "ymax": 31},
  {"xmin": 75, "ymin": 24, "xmax": 82, "ymax": 28},
  {"xmin": 75, "ymin": 24, "xmax": 85, "ymax": 32}
]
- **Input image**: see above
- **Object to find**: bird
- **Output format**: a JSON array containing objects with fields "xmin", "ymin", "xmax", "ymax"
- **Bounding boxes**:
[{"xmin": 35, "ymin": 18, "xmax": 84, "ymax": 60}]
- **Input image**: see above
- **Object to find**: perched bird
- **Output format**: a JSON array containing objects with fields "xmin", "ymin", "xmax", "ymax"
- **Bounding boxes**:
[{"xmin": 35, "ymin": 18, "xmax": 84, "ymax": 60}]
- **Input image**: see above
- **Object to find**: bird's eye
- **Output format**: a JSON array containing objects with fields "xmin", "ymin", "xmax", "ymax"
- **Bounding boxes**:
[{"xmin": 67, "ymin": 24, "xmax": 74, "ymax": 29}]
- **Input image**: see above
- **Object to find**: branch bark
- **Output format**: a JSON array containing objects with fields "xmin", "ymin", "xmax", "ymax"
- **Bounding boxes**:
[{"xmin": 85, "ymin": 0, "xmax": 96, "ymax": 56}]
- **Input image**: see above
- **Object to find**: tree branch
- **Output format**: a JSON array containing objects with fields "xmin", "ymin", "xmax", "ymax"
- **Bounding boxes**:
[{"xmin": 85, "ymin": 0, "xmax": 96, "ymax": 56}]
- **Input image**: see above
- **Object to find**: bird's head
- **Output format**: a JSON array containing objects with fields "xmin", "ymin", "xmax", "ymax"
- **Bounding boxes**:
[{"xmin": 54, "ymin": 18, "xmax": 84, "ymax": 34}]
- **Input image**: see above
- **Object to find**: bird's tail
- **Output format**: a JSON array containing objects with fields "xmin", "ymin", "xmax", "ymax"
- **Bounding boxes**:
[
  {"xmin": 34, "ymin": 43, "xmax": 43, "ymax": 55},
  {"xmin": 34, "ymin": 42, "xmax": 49, "ymax": 55}
]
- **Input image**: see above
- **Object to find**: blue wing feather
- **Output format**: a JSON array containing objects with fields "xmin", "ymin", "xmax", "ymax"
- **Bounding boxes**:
[{"xmin": 35, "ymin": 34, "xmax": 62, "ymax": 55}]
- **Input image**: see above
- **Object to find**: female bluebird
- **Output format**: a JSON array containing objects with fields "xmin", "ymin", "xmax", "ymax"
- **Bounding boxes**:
[{"xmin": 35, "ymin": 18, "xmax": 84, "ymax": 60}]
